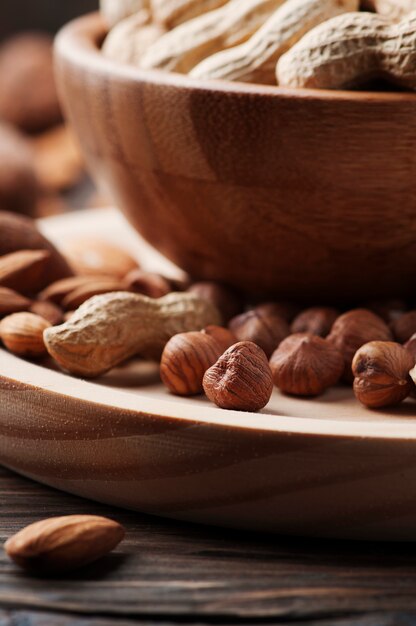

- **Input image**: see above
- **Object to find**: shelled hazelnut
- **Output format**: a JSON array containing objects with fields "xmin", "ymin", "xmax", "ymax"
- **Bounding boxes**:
[
  {"xmin": 229, "ymin": 307, "xmax": 289, "ymax": 358},
  {"xmin": 254, "ymin": 301, "xmax": 299, "ymax": 323},
  {"xmin": 390, "ymin": 310, "xmax": 416, "ymax": 344},
  {"xmin": 188, "ymin": 282, "xmax": 243, "ymax": 323},
  {"xmin": 327, "ymin": 309, "xmax": 392, "ymax": 382},
  {"xmin": 365, "ymin": 299, "xmax": 407, "ymax": 324},
  {"xmin": 270, "ymin": 333, "xmax": 344, "ymax": 397},
  {"xmin": 405, "ymin": 333, "xmax": 416, "ymax": 363},
  {"xmin": 160, "ymin": 331, "xmax": 223, "ymax": 396},
  {"xmin": 203, "ymin": 341, "xmax": 273, "ymax": 412},
  {"xmin": 353, "ymin": 341, "xmax": 415, "ymax": 408},
  {"xmin": 202, "ymin": 325, "xmax": 236, "ymax": 352},
  {"xmin": 291, "ymin": 307, "xmax": 339, "ymax": 338}
]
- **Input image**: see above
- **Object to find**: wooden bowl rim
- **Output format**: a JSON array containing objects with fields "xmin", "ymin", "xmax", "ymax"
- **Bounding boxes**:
[{"xmin": 55, "ymin": 12, "xmax": 416, "ymax": 105}]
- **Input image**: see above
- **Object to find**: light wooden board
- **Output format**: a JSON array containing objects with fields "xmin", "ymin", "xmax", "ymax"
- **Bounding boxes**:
[{"xmin": 1, "ymin": 208, "xmax": 416, "ymax": 541}]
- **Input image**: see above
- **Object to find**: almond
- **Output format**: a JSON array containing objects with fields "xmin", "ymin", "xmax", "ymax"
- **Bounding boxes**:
[
  {"xmin": 0, "ymin": 249, "xmax": 51, "ymax": 294},
  {"xmin": 0, "ymin": 287, "xmax": 32, "ymax": 315},
  {"xmin": 62, "ymin": 279, "xmax": 128, "ymax": 311},
  {"xmin": 30, "ymin": 300, "xmax": 63, "ymax": 325},
  {"xmin": 125, "ymin": 269, "xmax": 172, "ymax": 298},
  {"xmin": 63, "ymin": 238, "xmax": 139, "ymax": 279},
  {"xmin": 38, "ymin": 275, "xmax": 111, "ymax": 304},
  {"xmin": 0, "ymin": 210, "xmax": 73, "ymax": 282},
  {"xmin": 5, "ymin": 515, "xmax": 125, "ymax": 573},
  {"xmin": 0, "ymin": 311, "xmax": 51, "ymax": 357}
]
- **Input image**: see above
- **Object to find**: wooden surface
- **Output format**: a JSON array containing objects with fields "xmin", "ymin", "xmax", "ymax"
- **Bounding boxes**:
[
  {"xmin": 55, "ymin": 13, "xmax": 416, "ymax": 301},
  {"xmin": 2, "ymin": 208, "xmax": 416, "ymax": 543},
  {"xmin": 3, "ymin": 465, "xmax": 416, "ymax": 625}
]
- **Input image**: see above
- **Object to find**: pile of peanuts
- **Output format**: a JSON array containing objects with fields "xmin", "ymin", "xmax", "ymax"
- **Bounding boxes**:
[
  {"xmin": 101, "ymin": 0, "xmax": 416, "ymax": 90},
  {"xmin": 1, "ymin": 208, "xmax": 416, "ymax": 414}
]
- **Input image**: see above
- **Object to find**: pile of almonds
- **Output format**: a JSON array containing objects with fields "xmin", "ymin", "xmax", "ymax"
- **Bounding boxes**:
[{"xmin": 1, "ymin": 209, "xmax": 416, "ymax": 413}]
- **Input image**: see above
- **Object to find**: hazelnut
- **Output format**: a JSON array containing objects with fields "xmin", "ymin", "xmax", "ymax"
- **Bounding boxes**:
[
  {"xmin": 291, "ymin": 307, "xmax": 339, "ymax": 338},
  {"xmin": 254, "ymin": 301, "xmax": 299, "ymax": 323},
  {"xmin": 203, "ymin": 341, "xmax": 273, "ymax": 412},
  {"xmin": 327, "ymin": 309, "xmax": 392, "ymax": 382},
  {"xmin": 405, "ymin": 333, "xmax": 416, "ymax": 363},
  {"xmin": 353, "ymin": 341, "xmax": 414, "ymax": 408},
  {"xmin": 270, "ymin": 333, "xmax": 344, "ymax": 397},
  {"xmin": 0, "ymin": 34, "xmax": 61, "ymax": 133},
  {"xmin": 188, "ymin": 282, "xmax": 243, "ymax": 323},
  {"xmin": 160, "ymin": 331, "xmax": 222, "ymax": 396},
  {"xmin": 390, "ymin": 310, "xmax": 416, "ymax": 344},
  {"xmin": 202, "ymin": 325, "xmax": 236, "ymax": 352},
  {"xmin": 125, "ymin": 269, "xmax": 171, "ymax": 298},
  {"xmin": 229, "ymin": 308, "xmax": 289, "ymax": 358},
  {"xmin": 365, "ymin": 299, "xmax": 407, "ymax": 324}
]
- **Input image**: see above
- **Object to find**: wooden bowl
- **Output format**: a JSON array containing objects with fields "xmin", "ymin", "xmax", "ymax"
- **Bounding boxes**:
[{"xmin": 55, "ymin": 13, "xmax": 416, "ymax": 301}]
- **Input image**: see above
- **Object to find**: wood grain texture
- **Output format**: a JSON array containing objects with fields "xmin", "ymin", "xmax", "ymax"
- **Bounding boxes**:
[
  {"xmin": 2, "ymin": 208, "xmax": 416, "ymax": 543},
  {"xmin": 3, "ymin": 466, "xmax": 416, "ymax": 624},
  {"xmin": 55, "ymin": 13, "xmax": 416, "ymax": 301}
]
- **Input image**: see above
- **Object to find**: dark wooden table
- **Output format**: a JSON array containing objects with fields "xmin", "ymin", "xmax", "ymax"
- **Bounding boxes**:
[{"xmin": 1, "ymin": 467, "xmax": 416, "ymax": 625}]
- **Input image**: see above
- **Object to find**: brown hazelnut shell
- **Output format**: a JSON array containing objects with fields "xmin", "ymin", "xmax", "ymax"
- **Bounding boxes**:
[
  {"xmin": 229, "ymin": 309, "xmax": 289, "ymax": 358},
  {"xmin": 391, "ymin": 311, "xmax": 416, "ymax": 344},
  {"xmin": 203, "ymin": 341, "xmax": 273, "ymax": 412},
  {"xmin": 160, "ymin": 331, "xmax": 222, "ymax": 396},
  {"xmin": 291, "ymin": 307, "xmax": 339, "ymax": 338},
  {"xmin": 270, "ymin": 333, "xmax": 344, "ymax": 397},
  {"xmin": 353, "ymin": 341, "xmax": 414, "ymax": 409},
  {"xmin": 327, "ymin": 309, "xmax": 392, "ymax": 382}
]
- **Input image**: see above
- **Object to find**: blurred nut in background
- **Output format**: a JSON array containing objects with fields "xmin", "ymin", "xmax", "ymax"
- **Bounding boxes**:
[
  {"xmin": 390, "ymin": 310, "xmax": 416, "ymax": 344},
  {"xmin": 125, "ymin": 269, "xmax": 172, "ymax": 298},
  {"xmin": 0, "ymin": 33, "xmax": 61, "ymax": 133},
  {"xmin": 229, "ymin": 306, "xmax": 289, "ymax": 358},
  {"xmin": 62, "ymin": 238, "xmax": 139, "ymax": 279},
  {"xmin": 0, "ymin": 123, "xmax": 39, "ymax": 216},
  {"xmin": 327, "ymin": 308, "xmax": 393, "ymax": 382},
  {"xmin": 291, "ymin": 306, "xmax": 339, "ymax": 338},
  {"xmin": 188, "ymin": 282, "xmax": 243, "ymax": 324}
]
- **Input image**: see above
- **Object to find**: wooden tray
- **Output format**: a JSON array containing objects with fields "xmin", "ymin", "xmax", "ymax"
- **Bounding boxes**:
[{"xmin": 2, "ymin": 208, "xmax": 416, "ymax": 542}]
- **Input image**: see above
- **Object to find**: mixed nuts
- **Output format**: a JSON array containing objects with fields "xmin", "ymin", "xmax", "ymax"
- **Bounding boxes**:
[
  {"xmin": 2, "ymin": 208, "xmax": 416, "ymax": 413},
  {"xmin": 101, "ymin": 0, "xmax": 416, "ymax": 91}
]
